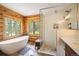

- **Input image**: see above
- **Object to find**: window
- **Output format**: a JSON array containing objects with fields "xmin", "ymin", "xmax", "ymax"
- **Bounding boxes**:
[
  {"xmin": 5, "ymin": 18, "xmax": 12, "ymax": 37},
  {"xmin": 34, "ymin": 21, "xmax": 40, "ymax": 35},
  {"xmin": 15, "ymin": 21, "xmax": 21, "ymax": 35},
  {"xmin": 28, "ymin": 20, "xmax": 40, "ymax": 35},
  {"xmin": 5, "ymin": 17, "xmax": 21, "ymax": 38}
]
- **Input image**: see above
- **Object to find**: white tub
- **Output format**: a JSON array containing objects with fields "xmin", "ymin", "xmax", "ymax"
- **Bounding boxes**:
[{"xmin": 0, "ymin": 36, "xmax": 29, "ymax": 55}]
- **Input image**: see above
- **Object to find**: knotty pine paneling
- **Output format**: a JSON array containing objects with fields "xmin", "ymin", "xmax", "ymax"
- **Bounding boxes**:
[
  {"xmin": 23, "ymin": 14, "xmax": 40, "ymax": 33},
  {"xmin": 0, "ymin": 5, "xmax": 24, "ymax": 41},
  {"xmin": 0, "ymin": 12, "xmax": 4, "ymax": 41},
  {"xmin": 23, "ymin": 15, "xmax": 40, "ymax": 43}
]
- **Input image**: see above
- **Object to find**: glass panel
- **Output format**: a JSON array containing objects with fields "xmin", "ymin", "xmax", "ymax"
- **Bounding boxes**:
[
  {"xmin": 5, "ymin": 17, "xmax": 21, "ymax": 37},
  {"xmin": 29, "ymin": 20, "xmax": 40, "ymax": 35},
  {"xmin": 5, "ymin": 18, "xmax": 12, "ymax": 37},
  {"xmin": 15, "ymin": 22, "xmax": 21, "ymax": 36},
  {"xmin": 35, "ymin": 21, "xmax": 40, "ymax": 35},
  {"xmin": 12, "ymin": 20, "xmax": 16, "ymax": 36},
  {"xmin": 5, "ymin": 18, "xmax": 9, "ymax": 36},
  {"xmin": 29, "ymin": 21, "xmax": 34, "ymax": 35}
]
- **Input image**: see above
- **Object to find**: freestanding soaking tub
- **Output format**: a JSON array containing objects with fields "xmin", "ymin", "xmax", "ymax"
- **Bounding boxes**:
[{"xmin": 0, "ymin": 36, "xmax": 29, "ymax": 55}]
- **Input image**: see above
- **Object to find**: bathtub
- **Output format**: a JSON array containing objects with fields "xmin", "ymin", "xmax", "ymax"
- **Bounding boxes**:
[{"xmin": 0, "ymin": 36, "xmax": 29, "ymax": 55}]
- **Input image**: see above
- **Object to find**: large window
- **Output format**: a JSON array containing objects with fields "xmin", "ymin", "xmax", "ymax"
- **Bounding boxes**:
[
  {"xmin": 5, "ymin": 17, "xmax": 21, "ymax": 38},
  {"xmin": 28, "ymin": 20, "xmax": 40, "ymax": 35}
]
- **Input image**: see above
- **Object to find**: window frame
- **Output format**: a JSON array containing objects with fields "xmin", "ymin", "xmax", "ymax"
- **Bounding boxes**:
[
  {"xmin": 28, "ymin": 20, "xmax": 40, "ymax": 36},
  {"xmin": 4, "ymin": 17, "xmax": 21, "ymax": 38}
]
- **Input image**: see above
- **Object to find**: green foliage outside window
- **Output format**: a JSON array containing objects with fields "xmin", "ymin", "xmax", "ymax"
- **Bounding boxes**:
[
  {"xmin": 5, "ymin": 17, "xmax": 21, "ymax": 37},
  {"xmin": 29, "ymin": 20, "xmax": 40, "ymax": 35}
]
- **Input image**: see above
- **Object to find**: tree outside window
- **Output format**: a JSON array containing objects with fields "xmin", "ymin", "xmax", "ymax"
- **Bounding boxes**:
[
  {"xmin": 5, "ymin": 17, "xmax": 21, "ymax": 38},
  {"xmin": 29, "ymin": 20, "xmax": 40, "ymax": 36}
]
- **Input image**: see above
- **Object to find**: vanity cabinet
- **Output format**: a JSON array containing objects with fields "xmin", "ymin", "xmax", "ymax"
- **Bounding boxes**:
[
  {"xmin": 57, "ymin": 37, "xmax": 78, "ymax": 56},
  {"xmin": 65, "ymin": 44, "xmax": 78, "ymax": 56},
  {"xmin": 57, "ymin": 30, "xmax": 79, "ymax": 56}
]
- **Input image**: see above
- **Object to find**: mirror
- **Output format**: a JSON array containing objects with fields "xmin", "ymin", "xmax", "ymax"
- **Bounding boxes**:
[{"xmin": 64, "ymin": 4, "xmax": 77, "ymax": 29}]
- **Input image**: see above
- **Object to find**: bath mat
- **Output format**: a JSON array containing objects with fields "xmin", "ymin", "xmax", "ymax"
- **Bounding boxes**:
[{"xmin": 23, "ymin": 45, "xmax": 38, "ymax": 56}]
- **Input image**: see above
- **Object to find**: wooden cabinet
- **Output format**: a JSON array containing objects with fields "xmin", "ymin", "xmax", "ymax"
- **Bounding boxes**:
[
  {"xmin": 57, "ymin": 37, "xmax": 78, "ymax": 56},
  {"xmin": 65, "ymin": 44, "xmax": 78, "ymax": 56},
  {"xmin": 57, "ymin": 37, "xmax": 65, "ymax": 56}
]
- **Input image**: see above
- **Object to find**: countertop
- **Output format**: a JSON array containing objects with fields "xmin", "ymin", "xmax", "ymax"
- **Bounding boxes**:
[{"xmin": 57, "ymin": 29, "xmax": 79, "ymax": 55}]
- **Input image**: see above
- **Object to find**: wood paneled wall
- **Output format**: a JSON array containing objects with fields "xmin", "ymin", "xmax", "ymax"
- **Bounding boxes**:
[
  {"xmin": 0, "ymin": 5, "xmax": 23, "ymax": 19},
  {"xmin": 23, "ymin": 14, "xmax": 40, "ymax": 34},
  {"xmin": 0, "ymin": 5, "xmax": 24, "ymax": 40},
  {"xmin": 0, "ymin": 5, "xmax": 40, "ymax": 41},
  {"xmin": 0, "ymin": 12, "xmax": 4, "ymax": 41},
  {"xmin": 23, "ymin": 15, "xmax": 40, "ymax": 43}
]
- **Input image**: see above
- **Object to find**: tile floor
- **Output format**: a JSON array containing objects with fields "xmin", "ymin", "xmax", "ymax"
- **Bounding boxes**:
[
  {"xmin": 0, "ymin": 43, "xmax": 56, "ymax": 56},
  {"xmin": 0, "ymin": 43, "xmax": 39, "ymax": 56},
  {"xmin": 18, "ymin": 44, "xmax": 38, "ymax": 56}
]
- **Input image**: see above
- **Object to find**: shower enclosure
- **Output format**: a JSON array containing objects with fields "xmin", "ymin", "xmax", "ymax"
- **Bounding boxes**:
[{"xmin": 39, "ymin": 4, "xmax": 78, "ymax": 56}]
